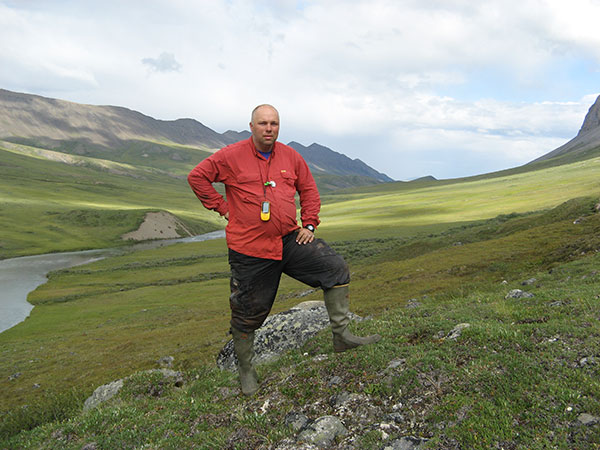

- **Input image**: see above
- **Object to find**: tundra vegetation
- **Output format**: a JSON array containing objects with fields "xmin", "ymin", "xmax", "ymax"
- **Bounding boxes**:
[{"xmin": 1, "ymin": 141, "xmax": 600, "ymax": 448}]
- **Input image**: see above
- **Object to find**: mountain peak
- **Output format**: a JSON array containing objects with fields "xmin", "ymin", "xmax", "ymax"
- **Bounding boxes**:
[
  {"xmin": 528, "ymin": 94, "xmax": 600, "ymax": 165},
  {"xmin": 577, "ymin": 94, "xmax": 600, "ymax": 137}
]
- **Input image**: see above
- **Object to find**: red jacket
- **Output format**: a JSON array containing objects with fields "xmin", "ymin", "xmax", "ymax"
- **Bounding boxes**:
[{"xmin": 188, "ymin": 138, "xmax": 321, "ymax": 260}]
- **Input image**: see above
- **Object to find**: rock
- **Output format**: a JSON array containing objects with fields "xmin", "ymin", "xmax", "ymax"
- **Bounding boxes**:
[
  {"xmin": 385, "ymin": 412, "xmax": 405, "ymax": 424},
  {"xmin": 217, "ymin": 301, "xmax": 364, "ymax": 370},
  {"xmin": 579, "ymin": 356, "xmax": 598, "ymax": 366},
  {"xmin": 8, "ymin": 372, "xmax": 21, "ymax": 381},
  {"xmin": 81, "ymin": 443, "xmax": 98, "ymax": 450},
  {"xmin": 329, "ymin": 391, "xmax": 356, "ymax": 408},
  {"xmin": 382, "ymin": 436, "xmax": 428, "ymax": 449},
  {"xmin": 297, "ymin": 416, "xmax": 347, "ymax": 448},
  {"xmin": 521, "ymin": 278, "xmax": 537, "ymax": 285},
  {"xmin": 445, "ymin": 323, "xmax": 470, "ymax": 340},
  {"xmin": 578, "ymin": 413, "xmax": 599, "ymax": 426},
  {"xmin": 327, "ymin": 376, "xmax": 343, "ymax": 387},
  {"xmin": 83, "ymin": 379, "xmax": 124, "ymax": 411},
  {"xmin": 405, "ymin": 299, "xmax": 422, "ymax": 308},
  {"xmin": 505, "ymin": 289, "xmax": 534, "ymax": 299},
  {"xmin": 285, "ymin": 411, "xmax": 310, "ymax": 431},
  {"xmin": 157, "ymin": 356, "xmax": 174, "ymax": 368},
  {"xmin": 387, "ymin": 358, "xmax": 406, "ymax": 370},
  {"xmin": 274, "ymin": 438, "xmax": 318, "ymax": 450},
  {"xmin": 83, "ymin": 369, "xmax": 184, "ymax": 411}
]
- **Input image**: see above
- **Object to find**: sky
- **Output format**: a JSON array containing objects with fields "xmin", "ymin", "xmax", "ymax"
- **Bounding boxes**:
[{"xmin": 1, "ymin": 0, "xmax": 599, "ymax": 181}]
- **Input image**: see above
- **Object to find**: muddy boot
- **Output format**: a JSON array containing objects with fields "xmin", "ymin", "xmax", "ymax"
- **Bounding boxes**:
[
  {"xmin": 231, "ymin": 327, "xmax": 259, "ymax": 396},
  {"xmin": 323, "ymin": 285, "xmax": 381, "ymax": 353}
]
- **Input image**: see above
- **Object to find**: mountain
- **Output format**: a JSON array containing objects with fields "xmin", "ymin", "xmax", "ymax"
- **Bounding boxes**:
[
  {"xmin": 0, "ymin": 89, "xmax": 243, "ymax": 150},
  {"xmin": 288, "ymin": 141, "xmax": 393, "ymax": 183},
  {"xmin": 530, "ymin": 94, "xmax": 600, "ymax": 165},
  {"xmin": 0, "ymin": 89, "xmax": 391, "ymax": 186}
]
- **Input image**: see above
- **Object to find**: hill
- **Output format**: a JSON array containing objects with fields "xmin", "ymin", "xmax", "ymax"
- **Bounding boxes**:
[
  {"xmin": 1, "ymin": 173, "xmax": 599, "ymax": 448},
  {"xmin": 288, "ymin": 141, "xmax": 393, "ymax": 182},
  {"xmin": 0, "ymin": 89, "xmax": 392, "ymax": 186},
  {"xmin": 530, "ymin": 94, "xmax": 600, "ymax": 165}
]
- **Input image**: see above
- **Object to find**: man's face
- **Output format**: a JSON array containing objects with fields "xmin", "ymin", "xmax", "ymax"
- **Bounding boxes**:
[{"xmin": 250, "ymin": 106, "xmax": 280, "ymax": 152}]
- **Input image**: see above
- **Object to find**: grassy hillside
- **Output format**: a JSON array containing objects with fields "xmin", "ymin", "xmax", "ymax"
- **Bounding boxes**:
[
  {"xmin": 0, "ymin": 141, "xmax": 222, "ymax": 258},
  {"xmin": 0, "ymin": 139, "xmax": 388, "ymax": 259},
  {"xmin": 1, "ymin": 151, "xmax": 600, "ymax": 447},
  {"xmin": 1, "ymin": 198, "xmax": 599, "ymax": 448},
  {"xmin": 318, "ymin": 156, "xmax": 600, "ymax": 241}
]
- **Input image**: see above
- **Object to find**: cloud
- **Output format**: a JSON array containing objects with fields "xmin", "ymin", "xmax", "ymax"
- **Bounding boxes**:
[
  {"xmin": 141, "ymin": 52, "xmax": 182, "ymax": 73},
  {"xmin": 1, "ymin": 0, "xmax": 599, "ymax": 180}
]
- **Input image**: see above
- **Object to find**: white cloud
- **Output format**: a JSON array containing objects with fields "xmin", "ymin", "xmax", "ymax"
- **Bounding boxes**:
[
  {"xmin": 142, "ymin": 52, "xmax": 182, "ymax": 73},
  {"xmin": 0, "ymin": 0, "xmax": 599, "ymax": 180}
]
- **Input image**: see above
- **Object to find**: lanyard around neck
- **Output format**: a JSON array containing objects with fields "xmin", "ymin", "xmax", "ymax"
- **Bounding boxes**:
[{"xmin": 255, "ymin": 151, "xmax": 273, "ymax": 200}]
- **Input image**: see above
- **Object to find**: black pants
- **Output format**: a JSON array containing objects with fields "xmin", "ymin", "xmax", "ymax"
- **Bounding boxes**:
[{"xmin": 228, "ymin": 231, "xmax": 350, "ymax": 332}]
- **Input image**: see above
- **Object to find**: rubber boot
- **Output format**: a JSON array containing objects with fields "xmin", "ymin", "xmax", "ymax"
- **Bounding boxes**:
[
  {"xmin": 323, "ymin": 285, "xmax": 381, "ymax": 352},
  {"xmin": 231, "ymin": 327, "xmax": 259, "ymax": 396}
]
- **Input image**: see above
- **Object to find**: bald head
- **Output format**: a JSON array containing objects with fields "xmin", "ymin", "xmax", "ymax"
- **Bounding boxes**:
[
  {"xmin": 250, "ymin": 104, "xmax": 279, "ymax": 125},
  {"xmin": 249, "ymin": 104, "xmax": 280, "ymax": 152}
]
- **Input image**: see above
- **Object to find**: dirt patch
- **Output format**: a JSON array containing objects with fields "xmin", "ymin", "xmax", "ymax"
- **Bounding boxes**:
[{"xmin": 121, "ymin": 211, "xmax": 193, "ymax": 241}]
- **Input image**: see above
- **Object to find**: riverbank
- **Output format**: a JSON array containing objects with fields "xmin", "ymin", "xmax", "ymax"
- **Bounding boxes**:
[{"xmin": 0, "ymin": 230, "xmax": 225, "ymax": 334}]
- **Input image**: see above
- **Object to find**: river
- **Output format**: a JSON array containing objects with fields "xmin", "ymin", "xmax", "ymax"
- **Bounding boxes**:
[{"xmin": 0, "ymin": 230, "xmax": 225, "ymax": 334}]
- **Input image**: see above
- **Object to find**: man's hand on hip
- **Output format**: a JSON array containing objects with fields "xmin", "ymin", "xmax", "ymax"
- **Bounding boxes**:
[{"xmin": 296, "ymin": 228, "xmax": 315, "ymax": 245}]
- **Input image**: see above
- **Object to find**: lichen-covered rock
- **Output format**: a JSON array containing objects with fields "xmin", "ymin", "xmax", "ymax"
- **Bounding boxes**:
[
  {"xmin": 382, "ymin": 436, "xmax": 428, "ymax": 450},
  {"xmin": 505, "ymin": 289, "xmax": 534, "ymax": 299},
  {"xmin": 285, "ymin": 411, "xmax": 310, "ymax": 431},
  {"xmin": 578, "ymin": 413, "xmax": 599, "ymax": 426},
  {"xmin": 217, "ymin": 300, "xmax": 363, "ymax": 370},
  {"xmin": 297, "ymin": 415, "xmax": 347, "ymax": 448},
  {"xmin": 445, "ymin": 323, "xmax": 470, "ymax": 340},
  {"xmin": 83, "ymin": 379, "xmax": 124, "ymax": 411}
]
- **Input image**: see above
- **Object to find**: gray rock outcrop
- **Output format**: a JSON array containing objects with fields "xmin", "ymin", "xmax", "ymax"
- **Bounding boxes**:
[
  {"xmin": 217, "ymin": 301, "xmax": 364, "ymax": 370},
  {"xmin": 296, "ymin": 415, "xmax": 348, "ymax": 448}
]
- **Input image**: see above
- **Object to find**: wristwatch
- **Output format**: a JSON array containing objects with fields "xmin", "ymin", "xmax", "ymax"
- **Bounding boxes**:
[{"xmin": 305, "ymin": 224, "xmax": 315, "ymax": 233}]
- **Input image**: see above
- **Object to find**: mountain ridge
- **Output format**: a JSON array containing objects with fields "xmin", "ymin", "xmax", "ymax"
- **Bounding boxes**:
[
  {"xmin": 288, "ymin": 141, "xmax": 393, "ymax": 182},
  {"xmin": 0, "ymin": 89, "xmax": 392, "ymax": 185}
]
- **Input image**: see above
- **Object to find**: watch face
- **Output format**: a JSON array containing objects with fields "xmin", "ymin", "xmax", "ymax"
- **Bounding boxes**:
[{"xmin": 307, "ymin": 225, "xmax": 314, "ymax": 232}]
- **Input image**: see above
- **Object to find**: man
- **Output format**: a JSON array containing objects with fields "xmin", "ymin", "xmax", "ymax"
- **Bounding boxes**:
[{"xmin": 188, "ymin": 104, "xmax": 380, "ymax": 395}]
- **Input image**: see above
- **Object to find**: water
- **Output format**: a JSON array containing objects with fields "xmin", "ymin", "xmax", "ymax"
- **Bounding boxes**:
[{"xmin": 0, "ymin": 230, "xmax": 225, "ymax": 333}]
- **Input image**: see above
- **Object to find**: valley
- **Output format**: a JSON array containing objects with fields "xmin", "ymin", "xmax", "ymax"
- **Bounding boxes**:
[{"xmin": 1, "ymin": 91, "xmax": 600, "ymax": 448}]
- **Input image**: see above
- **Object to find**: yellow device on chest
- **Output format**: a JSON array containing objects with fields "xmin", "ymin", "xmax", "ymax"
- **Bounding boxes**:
[{"xmin": 261, "ymin": 201, "xmax": 270, "ymax": 221}]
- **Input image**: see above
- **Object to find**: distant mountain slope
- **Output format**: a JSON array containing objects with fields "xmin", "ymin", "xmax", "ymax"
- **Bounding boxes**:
[
  {"xmin": 529, "ymin": 94, "xmax": 600, "ymax": 165},
  {"xmin": 288, "ymin": 141, "xmax": 393, "ymax": 182},
  {"xmin": 0, "ymin": 89, "xmax": 392, "ymax": 185},
  {"xmin": 0, "ymin": 88, "xmax": 243, "ymax": 150}
]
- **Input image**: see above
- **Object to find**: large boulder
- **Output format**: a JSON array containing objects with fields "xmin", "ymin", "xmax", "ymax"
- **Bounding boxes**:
[{"xmin": 217, "ymin": 300, "xmax": 364, "ymax": 370}]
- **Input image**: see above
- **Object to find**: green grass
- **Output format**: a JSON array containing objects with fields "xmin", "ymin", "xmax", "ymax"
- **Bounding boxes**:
[
  {"xmin": 0, "ymin": 143, "xmax": 222, "ymax": 258},
  {"xmin": 318, "ymin": 156, "xmax": 600, "ymax": 241},
  {"xmin": 2, "ymin": 143, "xmax": 600, "ymax": 447},
  {"xmin": 2, "ymin": 237, "xmax": 600, "ymax": 448}
]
